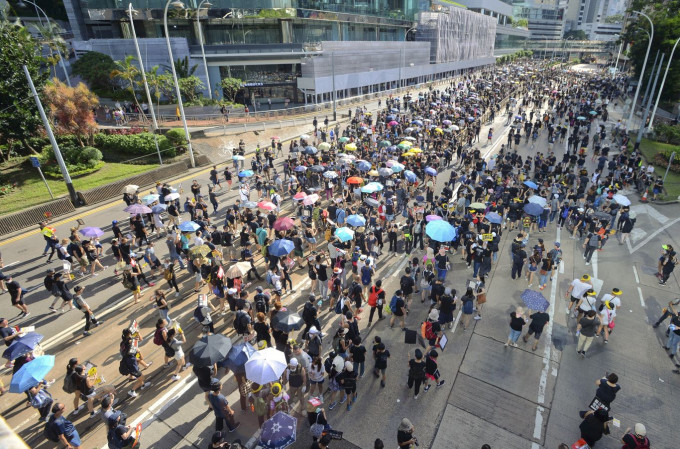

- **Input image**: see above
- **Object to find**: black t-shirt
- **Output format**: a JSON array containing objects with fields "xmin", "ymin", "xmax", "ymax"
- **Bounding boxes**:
[
  {"xmin": 510, "ymin": 314, "xmax": 526, "ymax": 331},
  {"xmin": 621, "ymin": 434, "xmax": 649, "ymax": 449},
  {"xmin": 529, "ymin": 312, "xmax": 550, "ymax": 332},
  {"xmin": 350, "ymin": 345, "xmax": 367, "ymax": 363},
  {"xmin": 6, "ymin": 280, "xmax": 21, "ymax": 299},
  {"xmin": 400, "ymin": 275, "xmax": 415, "ymax": 295},
  {"xmin": 435, "ymin": 254, "xmax": 448, "ymax": 269},
  {"xmin": 375, "ymin": 349, "xmax": 390, "ymax": 369},
  {"xmin": 595, "ymin": 380, "xmax": 620, "ymax": 404},
  {"xmin": 394, "ymin": 298, "xmax": 406, "ymax": 316},
  {"xmin": 439, "ymin": 295, "xmax": 455, "ymax": 314},
  {"xmin": 397, "ymin": 430, "xmax": 413, "ymax": 445},
  {"xmin": 316, "ymin": 264, "xmax": 328, "ymax": 282}
]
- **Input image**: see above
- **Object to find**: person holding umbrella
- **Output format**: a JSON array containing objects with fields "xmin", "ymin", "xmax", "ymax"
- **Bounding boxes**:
[{"xmin": 208, "ymin": 380, "xmax": 241, "ymax": 433}]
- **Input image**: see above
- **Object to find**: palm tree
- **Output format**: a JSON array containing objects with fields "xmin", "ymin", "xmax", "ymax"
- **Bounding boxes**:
[
  {"xmin": 34, "ymin": 22, "xmax": 67, "ymax": 79},
  {"xmin": 163, "ymin": 56, "xmax": 197, "ymax": 79},
  {"xmin": 111, "ymin": 55, "xmax": 143, "ymax": 119}
]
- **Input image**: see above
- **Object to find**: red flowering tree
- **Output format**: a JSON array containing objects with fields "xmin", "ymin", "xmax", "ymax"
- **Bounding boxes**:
[{"xmin": 43, "ymin": 80, "xmax": 99, "ymax": 146}]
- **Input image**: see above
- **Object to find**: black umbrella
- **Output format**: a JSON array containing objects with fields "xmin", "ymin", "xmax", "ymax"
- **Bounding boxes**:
[
  {"xmin": 271, "ymin": 310, "xmax": 304, "ymax": 333},
  {"xmin": 189, "ymin": 334, "xmax": 232, "ymax": 367},
  {"xmin": 592, "ymin": 211, "xmax": 611, "ymax": 221}
]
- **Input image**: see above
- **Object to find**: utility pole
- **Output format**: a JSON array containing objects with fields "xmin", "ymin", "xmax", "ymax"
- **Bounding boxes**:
[
  {"xmin": 634, "ymin": 53, "xmax": 664, "ymax": 150},
  {"xmin": 24, "ymin": 65, "xmax": 78, "ymax": 205}
]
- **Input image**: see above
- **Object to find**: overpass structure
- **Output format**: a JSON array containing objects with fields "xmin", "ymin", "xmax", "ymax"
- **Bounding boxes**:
[{"xmin": 523, "ymin": 39, "xmax": 617, "ymax": 59}]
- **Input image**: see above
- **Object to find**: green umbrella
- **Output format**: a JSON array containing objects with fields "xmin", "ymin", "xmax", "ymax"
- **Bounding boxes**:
[
  {"xmin": 379, "ymin": 140, "xmax": 391, "ymax": 147},
  {"xmin": 338, "ymin": 136, "xmax": 350, "ymax": 143}
]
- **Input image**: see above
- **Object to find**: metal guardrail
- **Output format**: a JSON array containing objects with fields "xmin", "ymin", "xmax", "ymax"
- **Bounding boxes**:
[{"xmin": 0, "ymin": 197, "xmax": 75, "ymax": 236}]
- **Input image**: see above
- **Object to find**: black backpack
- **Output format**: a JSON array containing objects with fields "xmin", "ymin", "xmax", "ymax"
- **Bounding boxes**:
[
  {"xmin": 62, "ymin": 372, "xmax": 76, "ymax": 394},
  {"xmin": 234, "ymin": 311, "xmax": 249, "ymax": 334},
  {"xmin": 324, "ymin": 351, "xmax": 337, "ymax": 374},
  {"xmin": 254, "ymin": 294, "xmax": 268, "ymax": 314},
  {"xmin": 302, "ymin": 302, "xmax": 316, "ymax": 323}
]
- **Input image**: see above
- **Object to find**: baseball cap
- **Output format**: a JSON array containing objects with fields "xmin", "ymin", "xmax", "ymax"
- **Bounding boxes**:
[
  {"xmin": 554, "ymin": 242, "xmax": 560, "ymax": 247},
  {"xmin": 289, "ymin": 358, "xmax": 299, "ymax": 367}
]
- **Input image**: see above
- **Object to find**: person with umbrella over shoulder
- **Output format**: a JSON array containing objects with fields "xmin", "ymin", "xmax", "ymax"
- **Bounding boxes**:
[{"xmin": 208, "ymin": 380, "xmax": 241, "ymax": 433}]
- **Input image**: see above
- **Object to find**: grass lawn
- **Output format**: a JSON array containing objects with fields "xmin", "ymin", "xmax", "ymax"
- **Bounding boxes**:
[
  {"xmin": 0, "ymin": 159, "xmax": 158, "ymax": 215},
  {"xmin": 637, "ymin": 138, "xmax": 680, "ymax": 200}
]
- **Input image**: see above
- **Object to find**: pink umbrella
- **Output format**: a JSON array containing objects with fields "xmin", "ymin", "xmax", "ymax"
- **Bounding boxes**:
[
  {"xmin": 273, "ymin": 217, "xmax": 295, "ymax": 231},
  {"xmin": 388, "ymin": 120, "xmax": 399, "ymax": 127},
  {"xmin": 426, "ymin": 215, "xmax": 443, "ymax": 222},
  {"xmin": 302, "ymin": 194, "xmax": 319, "ymax": 206},
  {"xmin": 257, "ymin": 201, "xmax": 277, "ymax": 211},
  {"xmin": 293, "ymin": 192, "xmax": 307, "ymax": 201}
]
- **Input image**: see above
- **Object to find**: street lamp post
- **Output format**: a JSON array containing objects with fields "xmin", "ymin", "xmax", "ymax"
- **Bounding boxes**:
[
  {"xmin": 331, "ymin": 52, "xmax": 337, "ymax": 121},
  {"xmin": 648, "ymin": 36, "xmax": 680, "ymax": 132},
  {"xmin": 196, "ymin": 0, "xmax": 213, "ymax": 99},
  {"xmin": 563, "ymin": 36, "xmax": 574, "ymax": 61},
  {"xmin": 404, "ymin": 27, "xmax": 417, "ymax": 41},
  {"xmin": 23, "ymin": 65, "xmax": 78, "ymax": 205},
  {"xmin": 164, "ymin": 0, "xmax": 196, "ymax": 168},
  {"xmin": 634, "ymin": 52, "xmax": 664, "ymax": 149},
  {"xmin": 627, "ymin": 10, "xmax": 654, "ymax": 130},
  {"xmin": 18, "ymin": 0, "xmax": 71, "ymax": 87},
  {"xmin": 127, "ymin": 3, "xmax": 163, "ymax": 165}
]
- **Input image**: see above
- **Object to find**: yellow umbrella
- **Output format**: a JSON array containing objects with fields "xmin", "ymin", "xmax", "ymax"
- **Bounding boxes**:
[
  {"xmin": 408, "ymin": 148, "xmax": 422, "ymax": 153},
  {"xmin": 367, "ymin": 169, "xmax": 380, "ymax": 176},
  {"xmin": 434, "ymin": 127, "xmax": 443, "ymax": 134},
  {"xmin": 399, "ymin": 141, "xmax": 413, "ymax": 147},
  {"xmin": 402, "ymin": 152, "xmax": 415, "ymax": 157},
  {"xmin": 345, "ymin": 143, "xmax": 357, "ymax": 151},
  {"xmin": 189, "ymin": 245, "xmax": 212, "ymax": 257}
]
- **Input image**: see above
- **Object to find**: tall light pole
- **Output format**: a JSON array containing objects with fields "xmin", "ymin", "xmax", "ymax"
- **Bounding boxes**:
[
  {"xmin": 127, "ymin": 3, "xmax": 163, "ymax": 165},
  {"xmin": 563, "ymin": 36, "xmax": 574, "ymax": 61},
  {"xmin": 164, "ymin": 0, "xmax": 196, "ymax": 168},
  {"xmin": 196, "ymin": 0, "xmax": 213, "ymax": 99},
  {"xmin": 404, "ymin": 26, "xmax": 417, "ymax": 41},
  {"xmin": 24, "ymin": 65, "xmax": 78, "ymax": 205},
  {"xmin": 613, "ymin": 36, "xmax": 623, "ymax": 77},
  {"xmin": 648, "ymin": 36, "xmax": 680, "ymax": 132},
  {"xmin": 331, "ymin": 52, "xmax": 336, "ymax": 121},
  {"xmin": 627, "ymin": 10, "xmax": 654, "ymax": 130},
  {"xmin": 18, "ymin": 0, "xmax": 71, "ymax": 87}
]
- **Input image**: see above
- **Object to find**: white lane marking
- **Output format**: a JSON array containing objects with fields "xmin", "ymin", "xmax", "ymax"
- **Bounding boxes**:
[
  {"xmin": 3, "ymin": 261, "xmax": 20, "ymax": 268},
  {"xmin": 532, "ymin": 443, "xmax": 541, "ymax": 449},
  {"xmin": 533, "ymin": 405, "xmax": 545, "ymax": 440},
  {"xmin": 591, "ymin": 249, "xmax": 598, "ymax": 280},
  {"xmin": 629, "ymin": 228, "xmax": 647, "ymax": 243},
  {"xmin": 642, "ymin": 204, "xmax": 669, "ymax": 224},
  {"xmin": 390, "ymin": 257, "xmax": 410, "ymax": 278},
  {"xmin": 450, "ymin": 309, "xmax": 463, "ymax": 334},
  {"xmin": 637, "ymin": 286, "xmax": 646, "ymax": 308},
  {"xmin": 632, "ymin": 265, "xmax": 640, "ymax": 284},
  {"xmin": 629, "ymin": 217, "xmax": 680, "ymax": 254},
  {"xmin": 557, "ymin": 228, "xmax": 565, "ymax": 274}
]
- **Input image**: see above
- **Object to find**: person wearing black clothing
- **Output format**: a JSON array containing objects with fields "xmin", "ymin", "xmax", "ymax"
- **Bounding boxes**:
[
  {"xmin": 399, "ymin": 268, "xmax": 415, "ymax": 308},
  {"xmin": 397, "ymin": 418, "xmax": 417, "ymax": 448},
  {"xmin": 578, "ymin": 408, "xmax": 611, "ymax": 447},
  {"xmin": 522, "ymin": 311, "xmax": 550, "ymax": 351},
  {"xmin": 595, "ymin": 373, "xmax": 621, "ymax": 409},
  {"xmin": 407, "ymin": 349, "xmax": 427, "ymax": 399},
  {"xmin": 388, "ymin": 225, "xmax": 398, "ymax": 253}
]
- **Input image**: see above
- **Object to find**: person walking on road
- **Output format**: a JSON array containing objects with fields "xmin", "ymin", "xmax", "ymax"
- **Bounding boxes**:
[
  {"xmin": 522, "ymin": 309, "xmax": 550, "ymax": 351},
  {"xmin": 577, "ymin": 408, "xmax": 612, "ymax": 448},
  {"xmin": 208, "ymin": 380, "xmax": 241, "ymax": 433},
  {"xmin": 397, "ymin": 418, "xmax": 417, "ymax": 448},
  {"xmin": 565, "ymin": 274, "xmax": 593, "ymax": 317},
  {"xmin": 594, "ymin": 373, "xmax": 621, "ymax": 410},
  {"xmin": 423, "ymin": 349, "xmax": 445, "ymax": 391},
  {"xmin": 621, "ymin": 423, "xmax": 650, "ymax": 449},
  {"xmin": 45, "ymin": 403, "xmax": 83, "ymax": 449},
  {"xmin": 372, "ymin": 341, "xmax": 390, "ymax": 388},
  {"xmin": 406, "ymin": 348, "xmax": 426, "ymax": 399},
  {"xmin": 505, "ymin": 307, "xmax": 526, "ymax": 347},
  {"xmin": 576, "ymin": 310, "xmax": 600, "ymax": 358},
  {"xmin": 652, "ymin": 298, "xmax": 680, "ymax": 328},
  {"xmin": 4, "ymin": 275, "xmax": 29, "ymax": 318},
  {"xmin": 73, "ymin": 286, "xmax": 101, "ymax": 337},
  {"xmin": 576, "ymin": 289, "xmax": 598, "ymax": 321},
  {"xmin": 597, "ymin": 300, "xmax": 616, "ymax": 344}
]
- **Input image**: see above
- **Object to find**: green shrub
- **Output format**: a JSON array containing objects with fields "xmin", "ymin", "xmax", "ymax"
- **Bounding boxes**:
[
  {"xmin": 93, "ymin": 132, "xmax": 176, "ymax": 157},
  {"xmin": 165, "ymin": 128, "xmax": 187, "ymax": 151},
  {"xmin": 39, "ymin": 144, "xmax": 104, "ymax": 176}
]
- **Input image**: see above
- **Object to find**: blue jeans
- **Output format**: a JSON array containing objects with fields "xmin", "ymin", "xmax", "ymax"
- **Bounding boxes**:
[
  {"xmin": 473, "ymin": 261, "xmax": 482, "ymax": 277},
  {"xmin": 539, "ymin": 272, "xmax": 549, "ymax": 286},
  {"xmin": 508, "ymin": 329, "xmax": 522, "ymax": 343},
  {"xmin": 437, "ymin": 268, "xmax": 447, "ymax": 281},
  {"xmin": 667, "ymin": 331, "xmax": 680, "ymax": 355},
  {"xmin": 355, "ymin": 361, "xmax": 365, "ymax": 377}
]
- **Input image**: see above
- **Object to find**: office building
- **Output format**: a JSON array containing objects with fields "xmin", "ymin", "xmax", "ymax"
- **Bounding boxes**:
[
  {"xmin": 450, "ymin": 0, "xmax": 530, "ymax": 53},
  {"xmin": 510, "ymin": 0, "xmax": 567, "ymax": 40}
]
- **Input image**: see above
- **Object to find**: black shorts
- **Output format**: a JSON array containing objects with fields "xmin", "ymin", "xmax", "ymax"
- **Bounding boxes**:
[
  {"xmin": 11, "ymin": 296, "xmax": 24, "ymax": 306},
  {"xmin": 527, "ymin": 327, "xmax": 542, "ymax": 339},
  {"xmin": 570, "ymin": 295, "xmax": 580, "ymax": 303}
]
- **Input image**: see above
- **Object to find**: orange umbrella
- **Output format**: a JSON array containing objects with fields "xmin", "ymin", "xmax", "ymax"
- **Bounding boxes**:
[{"xmin": 346, "ymin": 177, "xmax": 364, "ymax": 185}]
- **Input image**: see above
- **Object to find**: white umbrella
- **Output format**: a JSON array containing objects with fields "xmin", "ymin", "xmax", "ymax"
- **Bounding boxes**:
[
  {"xmin": 245, "ymin": 348, "xmax": 287, "ymax": 384},
  {"xmin": 527, "ymin": 195, "xmax": 547, "ymax": 207},
  {"xmin": 613, "ymin": 194, "xmax": 631, "ymax": 206},
  {"xmin": 123, "ymin": 184, "xmax": 139, "ymax": 195},
  {"xmin": 164, "ymin": 192, "xmax": 180, "ymax": 201},
  {"xmin": 302, "ymin": 194, "xmax": 319, "ymax": 206}
]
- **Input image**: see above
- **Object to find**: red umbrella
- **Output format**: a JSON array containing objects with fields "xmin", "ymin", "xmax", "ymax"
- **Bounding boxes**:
[
  {"xmin": 273, "ymin": 217, "xmax": 295, "ymax": 231},
  {"xmin": 257, "ymin": 201, "xmax": 277, "ymax": 211},
  {"xmin": 347, "ymin": 176, "xmax": 364, "ymax": 185},
  {"xmin": 293, "ymin": 192, "xmax": 307, "ymax": 200}
]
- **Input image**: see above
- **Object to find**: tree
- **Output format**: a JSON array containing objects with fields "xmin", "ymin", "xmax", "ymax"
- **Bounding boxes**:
[
  {"xmin": 604, "ymin": 14, "xmax": 624, "ymax": 24},
  {"xmin": 111, "ymin": 55, "xmax": 143, "ymax": 115},
  {"xmin": 164, "ymin": 56, "xmax": 198, "ymax": 78},
  {"xmin": 143, "ymin": 65, "xmax": 174, "ymax": 117},
  {"xmin": 564, "ymin": 30, "xmax": 588, "ymax": 40},
  {"xmin": 71, "ymin": 51, "xmax": 116, "ymax": 92},
  {"xmin": 220, "ymin": 77, "xmax": 243, "ymax": 103},
  {"xmin": 43, "ymin": 80, "xmax": 99, "ymax": 146},
  {"xmin": 0, "ymin": 19, "xmax": 47, "ymax": 155},
  {"xmin": 178, "ymin": 76, "xmax": 205, "ymax": 102},
  {"xmin": 33, "ymin": 21, "xmax": 67, "ymax": 79}
]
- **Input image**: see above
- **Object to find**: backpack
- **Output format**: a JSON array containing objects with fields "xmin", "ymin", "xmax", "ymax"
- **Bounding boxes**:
[
  {"xmin": 302, "ymin": 302, "xmax": 316, "ymax": 322},
  {"xmin": 587, "ymin": 233, "xmax": 600, "ymax": 247},
  {"xmin": 234, "ymin": 311, "xmax": 249, "ymax": 334},
  {"xmin": 361, "ymin": 265, "xmax": 372, "ymax": 284},
  {"xmin": 421, "ymin": 321, "xmax": 436, "ymax": 341},
  {"xmin": 119, "ymin": 358, "xmax": 130, "ymax": 376},
  {"xmin": 153, "ymin": 328, "xmax": 164, "ymax": 346},
  {"xmin": 324, "ymin": 352, "xmax": 337, "ymax": 374},
  {"xmin": 390, "ymin": 295, "xmax": 399, "ymax": 313},
  {"xmin": 62, "ymin": 372, "xmax": 76, "ymax": 394},
  {"xmin": 627, "ymin": 435, "xmax": 650, "ymax": 449},
  {"xmin": 55, "ymin": 244, "xmax": 65, "ymax": 260},
  {"xmin": 73, "ymin": 297, "xmax": 82, "ymax": 310},
  {"xmin": 193, "ymin": 306, "xmax": 206, "ymax": 324},
  {"xmin": 368, "ymin": 287, "xmax": 384, "ymax": 307},
  {"xmin": 44, "ymin": 419, "xmax": 60, "ymax": 442},
  {"xmin": 333, "ymin": 297, "xmax": 344, "ymax": 315},
  {"xmin": 254, "ymin": 294, "xmax": 268, "ymax": 314}
]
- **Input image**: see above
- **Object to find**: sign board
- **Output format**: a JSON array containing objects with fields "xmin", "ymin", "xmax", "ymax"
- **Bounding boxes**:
[
  {"xmin": 30, "ymin": 157, "xmax": 40, "ymax": 168},
  {"xmin": 482, "ymin": 233, "xmax": 494, "ymax": 241}
]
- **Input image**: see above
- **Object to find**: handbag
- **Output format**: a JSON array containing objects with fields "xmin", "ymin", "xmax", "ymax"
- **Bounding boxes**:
[
  {"xmin": 310, "ymin": 415, "xmax": 325, "ymax": 439},
  {"xmin": 606, "ymin": 310, "xmax": 615, "ymax": 330},
  {"xmin": 571, "ymin": 439, "xmax": 590, "ymax": 449}
]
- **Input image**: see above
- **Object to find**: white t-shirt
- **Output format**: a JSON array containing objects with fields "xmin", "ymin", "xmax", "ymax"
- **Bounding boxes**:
[
  {"xmin": 579, "ymin": 295, "xmax": 597, "ymax": 312},
  {"xmin": 600, "ymin": 293, "xmax": 620, "ymax": 309},
  {"xmin": 599, "ymin": 306, "xmax": 616, "ymax": 324},
  {"xmin": 570, "ymin": 279, "xmax": 591, "ymax": 299}
]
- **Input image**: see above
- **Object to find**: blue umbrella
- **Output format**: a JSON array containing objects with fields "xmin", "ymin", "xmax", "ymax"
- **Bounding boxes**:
[
  {"xmin": 523, "ymin": 180, "xmax": 538, "ymax": 190},
  {"xmin": 3, "ymin": 332, "xmax": 43, "ymax": 360},
  {"xmin": 523, "ymin": 203, "xmax": 543, "ymax": 216},
  {"xmin": 412, "ymin": 119, "xmax": 423, "ymax": 126},
  {"xmin": 485, "ymin": 212, "xmax": 502, "ymax": 224},
  {"xmin": 521, "ymin": 289, "xmax": 550, "ymax": 312},
  {"xmin": 239, "ymin": 170, "xmax": 255, "ymax": 178},
  {"xmin": 178, "ymin": 221, "xmax": 200, "ymax": 233},
  {"xmin": 9, "ymin": 355, "xmax": 55, "ymax": 393},
  {"xmin": 346, "ymin": 215, "xmax": 366, "ymax": 227},
  {"xmin": 403, "ymin": 170, "xmax": 417, "ymax": 182},
  {"xmin": 386, "ymin": 115, "xmax": 396, "ymax": 121},
  {"xmin": 310, "ymin": 165, "xmax": 325, "ymax": 173},
  {"xmin": 425, "ymin": 167, "xmax": 438, "ymax": 176},
  {"xmin": 79, "ymin": 227, "xmax": 104, "ymax": 238},
  {"xmin": 218, "ymin": 342, "xmax": 257, "ymax": 374},
  {"xmin": 425, "ymin": 220, "xmax": 457, "ymax": 242},
  {"xmin": 243, "ymin": 201, "xmax": 258, "ymax": 209},
  {"xmin": 269, "ymin": 239, "xmax": 295, "ymax": 257},
  {"xmin": 356, "ymin": 161, "xmax": 372, "ymax": 171},
  {"xmin": 391, "ymin": 108, "xmax": 399, "ymax": 113},
  {"xmin": 294, "ymin": 165, "xmax": 307, "ymax": 172},
  {"xmin": 334, "ymin": 227, "xmax": 355, "ymax": 242},
  {"xmin": 142, "ymin": 194, "xmax": 160, "ymax": 204},
  {"xmin": 304, "ymin": 146, "xmax": 318, "ymax": 154},
  {"xmin": 151, "ymin": 204, "xmax": 168, "ymax": 214},
  {"xmin": 260, "ymin": 411, "xmax": 297, "ymax": 449}
]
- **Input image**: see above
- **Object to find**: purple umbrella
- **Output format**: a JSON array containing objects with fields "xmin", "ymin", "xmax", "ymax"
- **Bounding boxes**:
[
  {"xmin": 426, "ymin": 215, "xmax": 443, "ymax": 222},
  {"xmin": 124, "ymin": 204, "xmax": 152, "ymax": 214},
  {"xmin": 79, "ymin": 227, "xmax": 104, "ymax": 238}
]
